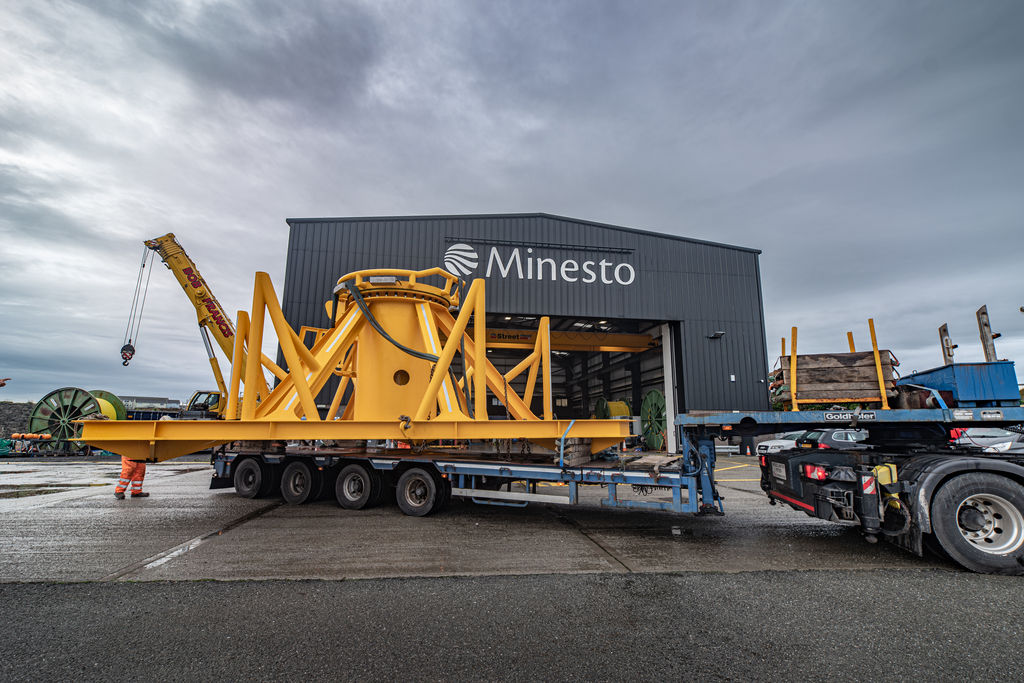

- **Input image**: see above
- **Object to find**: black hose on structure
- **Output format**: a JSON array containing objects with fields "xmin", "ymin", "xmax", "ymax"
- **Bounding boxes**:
[{"xmin": 341, "ymin": 280, "xmax": 461, "ymax": 409}]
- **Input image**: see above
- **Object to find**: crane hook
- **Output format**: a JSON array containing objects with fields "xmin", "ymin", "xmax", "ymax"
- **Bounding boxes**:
[{"xmin": 121, "ymin": 343, "xmax": 136, "ymax": 367}]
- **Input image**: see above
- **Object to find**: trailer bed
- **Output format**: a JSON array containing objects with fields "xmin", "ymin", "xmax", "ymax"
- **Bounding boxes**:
[{"xmin": 213, "ymin": 447, "xmax": 722, "ymax": 514}]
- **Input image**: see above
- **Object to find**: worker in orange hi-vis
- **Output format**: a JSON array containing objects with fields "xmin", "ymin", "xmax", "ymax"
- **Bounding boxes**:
[{"xmin": 114, "ymin": 456, "xmax": 150, "ymax": 499}]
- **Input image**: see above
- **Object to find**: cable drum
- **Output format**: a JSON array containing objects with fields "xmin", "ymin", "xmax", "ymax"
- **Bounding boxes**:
[
  {"xmin": 640, "ymin": 389, "xmax": 667, "ymax": 451},
  {"xmin": 595, "ymin": 398, "xmax": 631, "ymax": 419},
  {"xmin": 28, "ymin": 387, "xmax": 105, "ymax": 454},
  {"xmin": 89, "ymin": 390, "xmax": 128, "ymax": 421}
]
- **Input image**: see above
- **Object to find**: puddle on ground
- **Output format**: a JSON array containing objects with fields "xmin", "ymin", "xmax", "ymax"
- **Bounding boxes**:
[
  {"xmin": 168, "ymin": 467, "xmax": 207, "ymax": 475},
  {"xmin": 0, "ymin": 483, "xmax": 107, "ymax": 499}
]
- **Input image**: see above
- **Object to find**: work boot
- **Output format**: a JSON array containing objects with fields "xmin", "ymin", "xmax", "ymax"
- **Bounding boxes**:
[
  {"xmin": 131, "ymin": 492, "xmax": 150, "ymax": 498},
  {"xmin": 114, "ymin": 492, "xmax": 125, "ymax": 500}
]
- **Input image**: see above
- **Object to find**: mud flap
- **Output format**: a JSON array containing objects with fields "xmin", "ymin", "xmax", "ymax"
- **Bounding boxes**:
[{"xmin": 210, "ymin": 475, "xmax": 233, "ymax": 490}]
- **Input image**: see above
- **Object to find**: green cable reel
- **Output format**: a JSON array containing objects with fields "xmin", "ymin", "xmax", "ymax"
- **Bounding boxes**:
[
  {"xmin": 595, "ymin": 397, "xmax": 631, "ymax": 419},
  {"xmin": 89, "ymin": 389, "xmax": 128, "ymax": 421},
  {"xmin": 28, "ymin": 387, "xmax": 104, "ymax": 454},
  {"xmin": 640, "ymin": 389, "xmax": 667, "ymax": 451}
]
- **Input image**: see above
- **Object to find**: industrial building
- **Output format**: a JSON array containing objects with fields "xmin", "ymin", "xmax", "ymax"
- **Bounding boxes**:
[{"xmin": 281, "ymin": 213, "xmax": 768, "ymax": 451}]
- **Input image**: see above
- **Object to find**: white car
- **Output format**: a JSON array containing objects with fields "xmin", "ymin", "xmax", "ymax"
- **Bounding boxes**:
[
  {"xmin": 756, "ymin": 431, "xmax": 807, "ymax": 455},
  {"xmin": 955, "ymin": 427, "xmax": 1024, "ymax": 454}
]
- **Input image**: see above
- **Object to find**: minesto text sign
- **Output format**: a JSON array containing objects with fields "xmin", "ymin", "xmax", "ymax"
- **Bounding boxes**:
[{"xmin": 444, "ymin": 243, "xmax": 636, "ymax": 286}]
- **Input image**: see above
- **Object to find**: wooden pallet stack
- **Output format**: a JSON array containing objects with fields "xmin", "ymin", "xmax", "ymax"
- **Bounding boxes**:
[
  {"xmin": 771, "ymin": 351, "xmax": 897, "ymax": 408},
  {"xmin": 555, "ymin": 437, "xmax": 593, "ymax": 466}
]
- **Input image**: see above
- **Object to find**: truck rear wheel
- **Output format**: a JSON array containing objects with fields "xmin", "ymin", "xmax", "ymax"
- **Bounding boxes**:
[
  {"xmin": 335, "ymin": 463, "xmax": 382, "ymax": 510},
  {"xmin": 932, "ymin": 473, "xmax": 1024, "ymax": 575},
  {"xmin": 233, "ymin": 458, "xmax": 263, "ymax": 499},
  {"xmin": 396, "ymin": 467, "xmax": 437, "ymax": 517},
  {"xmin": 281, "ymin": 460, "xmax": 320, "ymax": 505}
]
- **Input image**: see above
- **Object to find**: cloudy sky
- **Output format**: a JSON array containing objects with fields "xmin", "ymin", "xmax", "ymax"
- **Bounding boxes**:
[{"xmin": 1, "ymin": 0, "xmax": 1022, "ymax": 405}]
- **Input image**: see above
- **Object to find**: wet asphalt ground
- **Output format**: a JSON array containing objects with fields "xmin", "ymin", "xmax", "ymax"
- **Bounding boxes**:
[{"xmin": 1, "ymin": 455, "xmax": 1020, "ymax": 680}]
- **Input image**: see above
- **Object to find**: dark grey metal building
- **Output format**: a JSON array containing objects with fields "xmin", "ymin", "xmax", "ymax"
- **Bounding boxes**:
[{"xmin": 281, "ymin": 213, "xmax": 768, "ymax": 448}]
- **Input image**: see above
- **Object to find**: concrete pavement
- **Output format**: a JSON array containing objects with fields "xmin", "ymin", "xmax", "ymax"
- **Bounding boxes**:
[
  {"xmin": 1, "ymin": 571, "xmax": 1020, "ymax": 681},
  {"xmin": 0, "ymin": 456, "xmax": 951, "ymax": 582},
  {"xmin": 3, "ymin": 455, "xmax": 1016, "ymax": 681}
]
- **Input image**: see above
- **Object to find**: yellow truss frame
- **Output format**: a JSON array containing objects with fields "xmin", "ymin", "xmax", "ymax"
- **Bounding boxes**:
[{"xmin": 83, "ymin": 268, "xmax": 629, "ymax": 461}]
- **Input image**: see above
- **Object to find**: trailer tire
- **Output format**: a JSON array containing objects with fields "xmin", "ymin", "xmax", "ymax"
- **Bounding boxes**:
[
  {"xmin": 335, "ymin": 463, "xmax": 381, "ymax": 510},
  {"xmin": 396, "ymin": 467, "xmax": 437, "ymax": 517},
  {"xmin": 442, "ymin": 477, "xmax": 452, "ymax": 509},
  {"xmin": 931, "ymin": 473, "xmax": 1024, "ymax": 575},
  {"xmin": 317, "ymin": 467, "xmax": 336, "ymax": 502},
  {"xmin": 233, "ymin": 458, "xmax": 263, "ymax": 499},
  {"xmin": 259, "ymin": 462, "xmax": 281, "ymax": 498},
  {"xmin": 281, "ymin": 460, "xmax": 319, "ymax": 505},
  {"xmin": 375, "ymin": 473, "xmax": 395, "ymax": 506},
  {"xmin": 430, "ymin": 473, "xmax": 451, "ymax": 514}
]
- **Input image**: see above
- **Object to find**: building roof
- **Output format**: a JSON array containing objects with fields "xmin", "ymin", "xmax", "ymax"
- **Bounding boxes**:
[{"xmin": 284, "ymin": 212, "xmax": 761, "ymax": 255}]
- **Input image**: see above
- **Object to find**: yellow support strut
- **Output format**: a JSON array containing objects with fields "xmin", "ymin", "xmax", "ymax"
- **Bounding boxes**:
[{"xmin": 83, "ymin": 267, "xmax": 628, "ymax": 461}]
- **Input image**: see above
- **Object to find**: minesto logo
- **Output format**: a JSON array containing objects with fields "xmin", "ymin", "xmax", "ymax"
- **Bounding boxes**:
[
  {"xmin": 488, "ymin": 247, "xmax": 635, "ymax": 285},
  {"xmin": 443, "ymin": 243, "xmax": 479, "ymax": 276},
  {"xmin": 444, "ymin": 243, "xmax": 636, "ymax": 286}
]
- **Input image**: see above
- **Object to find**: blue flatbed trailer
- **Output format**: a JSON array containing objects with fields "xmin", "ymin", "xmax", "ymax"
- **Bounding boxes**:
[
  {"xmin": 677, "ymin": 405, "xmax": 1024, "ymax": 438},
  {"xmin": 211, "ymin": 443, "xmax": 724, "ymax": 516},
  {"xmin": 677, "ymin": 407, "xmax": 1024, "ymax": 575}
]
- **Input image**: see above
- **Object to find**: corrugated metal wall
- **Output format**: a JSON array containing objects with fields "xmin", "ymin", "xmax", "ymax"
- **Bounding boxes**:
[{"xmin": 281, "ymin": 214, "xmax": 769, "ymax": 411}]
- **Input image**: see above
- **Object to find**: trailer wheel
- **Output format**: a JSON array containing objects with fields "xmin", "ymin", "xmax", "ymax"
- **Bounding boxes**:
[
  {"xmin": 396, "ymin": 467, "xmax": 437, "ymax": 517},
  {"xmin": 430, "ymin": 473, "xmax": 452, "ymax": 514},
  {"xmin": 233, "ymin": 458, "xmax": 263, "ymax": 499},
  {"xmin": 259, "ymin": 462, "xmax": 281, "ymax": 498},
  {"xmin": 931, "ymin": 473, "xmax": 1024, "ymax": 575},
  {"xmin": 335, "ymin": 463, "xmax": 381, "ymax": 510},
  {"xmin": 281, "ymin": 460, "xmax": 319, "ymax": 505}
]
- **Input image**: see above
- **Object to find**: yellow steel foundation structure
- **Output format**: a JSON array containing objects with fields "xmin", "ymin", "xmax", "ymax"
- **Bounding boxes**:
[{"xmin": 83, "ymin": 268, "xmax": 629, "ymax": 462}]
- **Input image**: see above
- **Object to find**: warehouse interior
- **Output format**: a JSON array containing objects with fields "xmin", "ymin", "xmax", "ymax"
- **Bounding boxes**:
[{"xmin": 478, "ymin": 313, "xmax": 666, "ymax": 418}]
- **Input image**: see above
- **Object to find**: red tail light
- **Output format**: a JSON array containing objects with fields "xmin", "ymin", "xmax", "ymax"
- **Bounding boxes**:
[
  {"xmin": 817, "ymin": 443, "xmax": 831, "ymax": 449},
  {"xmin": 801, "ymin": 464, "xmax": 829, "ymax": 481}
]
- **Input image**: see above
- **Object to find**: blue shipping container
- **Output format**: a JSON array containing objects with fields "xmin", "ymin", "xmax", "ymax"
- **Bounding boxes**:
[{"xmin": 897, "ymin": 361, "xmax": 1020, "ymax": 407}]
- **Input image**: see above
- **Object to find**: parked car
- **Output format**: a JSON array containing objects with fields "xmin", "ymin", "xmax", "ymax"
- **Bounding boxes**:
[
  {"xmin": 795, "ymin": 428, "xmax": 869, "ymax": 450},
  {"xmin": 756, "ymin": 431, "xmax": 807, "ymax": 455},
  {"xmin": 955, "ymin": 427, "xmax": 1024, "ymax": 454}
]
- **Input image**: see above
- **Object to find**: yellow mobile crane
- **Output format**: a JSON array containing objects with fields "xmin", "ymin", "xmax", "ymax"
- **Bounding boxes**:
[{"xmin": 122, "ymin": 233, "xmax": 271, "ymax": 418}]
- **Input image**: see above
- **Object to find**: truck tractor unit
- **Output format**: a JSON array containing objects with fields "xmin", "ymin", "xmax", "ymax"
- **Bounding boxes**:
[{"xmin": 680, "ymin": 360, "xmax": 1024, "ymax": 575}]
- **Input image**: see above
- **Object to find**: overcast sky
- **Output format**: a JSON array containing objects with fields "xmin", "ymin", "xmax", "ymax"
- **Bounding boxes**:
[{"xmin": 1, "ymin": 0, "xmax": 1022, "ymax": 405}]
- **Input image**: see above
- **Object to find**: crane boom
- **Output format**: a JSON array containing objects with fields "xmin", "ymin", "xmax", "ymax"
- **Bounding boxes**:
[
  {"xmin": 140, "ymin": 233, "xmax": 275, "ymax": 416},
  {"xmin": 145, "ymin": 233, "xmax": 236, "ymax": 361},
  {"xmin": 143, "ymin": 233, "xmax": 239, "ymax": 411}
]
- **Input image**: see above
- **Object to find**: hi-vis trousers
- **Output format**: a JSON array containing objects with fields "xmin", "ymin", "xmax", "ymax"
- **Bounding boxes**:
[{"xmin": 115, "ymin": 456, "xmax": 146, "ymax": 495}]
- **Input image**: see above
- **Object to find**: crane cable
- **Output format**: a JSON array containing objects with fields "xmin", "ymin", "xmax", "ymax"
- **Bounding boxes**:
[{"xmin": 121, "ymin": 246, "xmax": 155, "ymax": 366}]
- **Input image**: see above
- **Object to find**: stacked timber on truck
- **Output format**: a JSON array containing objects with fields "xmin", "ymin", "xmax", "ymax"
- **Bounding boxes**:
[{"xmin": 771, "ymin": 351, "xmax": 897, "ymax": 407}]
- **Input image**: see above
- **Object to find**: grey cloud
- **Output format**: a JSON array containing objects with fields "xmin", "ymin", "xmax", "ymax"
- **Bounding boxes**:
[
  {"xmin": 804, "ymin": 2, "xmax": 1024, "ymax": 128},
  {"xmin": 78, "ymin": 0, "xmax": 383, "ymax": 111},
  {"xmin": 0, "ymin": 164, "xmax": 120, "ymax": 247},
  {"xmin": 2, "ymin": 0, "xmax": 1023, "ymax": 403}
]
